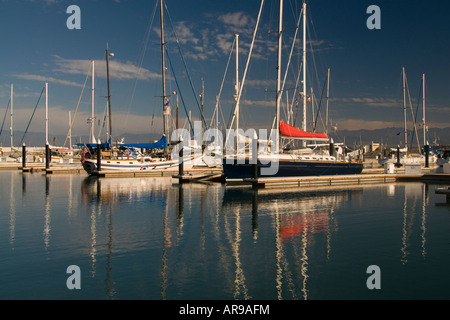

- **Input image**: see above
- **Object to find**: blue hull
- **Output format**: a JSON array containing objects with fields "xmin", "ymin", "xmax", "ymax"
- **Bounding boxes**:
[{"xmin": 222, "ymin": 159, "xmax": 364, "ymax": 179}]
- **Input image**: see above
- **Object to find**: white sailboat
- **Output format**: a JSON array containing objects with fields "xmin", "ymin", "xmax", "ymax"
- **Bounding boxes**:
[
  {"xmin": 378, "ymin": 69, "xmax": 436, "ymax": 167},
  {"xmin": 80, "ymin": 0, "xmax": 209, "ymax": 174}
]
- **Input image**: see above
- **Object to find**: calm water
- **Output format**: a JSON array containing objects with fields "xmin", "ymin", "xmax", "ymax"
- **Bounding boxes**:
[{"xmin": 1, "ymin": 170, "xmax": 449, "ymax": 300}]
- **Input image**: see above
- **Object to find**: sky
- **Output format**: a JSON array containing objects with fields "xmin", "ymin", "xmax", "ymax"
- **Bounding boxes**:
[{"xmin": 0, "ymin": 0, "xmax": 449, "ymax": 147}]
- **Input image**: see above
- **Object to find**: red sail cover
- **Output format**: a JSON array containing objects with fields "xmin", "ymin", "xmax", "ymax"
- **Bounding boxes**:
[{"xmin": 280, "ymin": 121, "xmax": 328, "ymax": 140}]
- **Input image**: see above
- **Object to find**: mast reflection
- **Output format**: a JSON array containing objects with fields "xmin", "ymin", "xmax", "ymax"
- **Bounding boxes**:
[{"xmin": 221, "ymin": 186, "xmax": 361, "ymax": 300}]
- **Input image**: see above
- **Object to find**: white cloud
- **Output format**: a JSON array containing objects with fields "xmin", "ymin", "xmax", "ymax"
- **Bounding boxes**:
[
  {"xmin": 52, "ymin": 56, "xmax": 160, "ymax": 81},
  {"xmin": 11, "ymin": 73, "xmax": 83, "ymax": 87},
  {"xmin": 217, "ymin": 12, "xmax": 254, "ymax": 33},
  {"xmin": 337, "ymin": 97, "xmax": 400, "ymax": 108}
]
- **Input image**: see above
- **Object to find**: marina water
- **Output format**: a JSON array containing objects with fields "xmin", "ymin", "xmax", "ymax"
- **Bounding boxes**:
[{"xmin": 1, "ymin": 170, "xmax": 449, "ymax": 300}]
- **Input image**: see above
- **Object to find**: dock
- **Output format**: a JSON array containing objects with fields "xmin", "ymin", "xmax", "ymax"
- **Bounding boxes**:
[
  {"xmin": 435, "ymin": 186, "xmax": 450, "ymax": 203},
  {"xmin": 227, "ymin": 173, "xmax": 416, "ymax": 189},
  {"xmin": 4, "ymin": 157, "xmax": 450, "ymax": 190},
  {"xmin": 221, "ymin": 166, "xmax": 450, "ymax": 189},
  {"xmin": 93, "ymin": 168, "xmax": 222, "ymax": 178}
]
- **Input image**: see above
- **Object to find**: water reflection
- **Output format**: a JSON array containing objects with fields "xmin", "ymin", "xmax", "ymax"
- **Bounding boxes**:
[
  {"xmin": 9, "ymin": 172, "xmax": 16, "ymax": 247},
  {"xmin": 400, "ymin": 183, "xmax": 430, "ymax": 264},
  {"xmin": 4, "ymin": 171, "xmax": 448, "ymax": 299},
  {"xmin": 222, "ymin": 186, "xmax": 361, "ymax": 300},
  {"xmin": 44, "ymin": 176, "xmax": 51, "ymax": 250},
  {"xmin": 77, "ymin": 178, "xmax": 440, "ymax": 299}
]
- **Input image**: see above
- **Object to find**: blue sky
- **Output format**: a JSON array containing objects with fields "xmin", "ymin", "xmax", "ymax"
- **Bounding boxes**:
[{"xmin": 0, "ymin": 0, "xmax": 449, "ymax": 145}]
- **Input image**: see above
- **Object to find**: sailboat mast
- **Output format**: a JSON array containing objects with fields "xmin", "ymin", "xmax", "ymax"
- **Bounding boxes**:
[
  {"xmin": 160, "ymin": 0, "xmax": 168, "ymax": 145},
  {"xmin": 201, "ymin": 77, "xmax": 205, "ymax": 138},
  {"xmin": 235, "ymin": 33, "xmax": 240, "ymax": 149},
  {"xmin": 10, "ymin": 83, "xmax": 13, "ymax": 149},
  {"xmin": 69, "ymin": 111, "xmax": 72, "ymax": 149},
  {"xmin": 275, "ymin": 0, "xmax": 283, "ymax": 139},
  {"xmin": 402, "ymin": 67, "xmax": 407, "ymax": 151},
  {"xmin": 91, "ymin": 60, "xmax": 96, "ymax": 144},
  {"xmin": 106, "ymin": 44, "xmax": 113, "ymax": 144},
  {"xmin": 422, "ymin": 73, "xmax": 426, "ymax": 146},
  {"xmin": 45, "ymin": 82, "xmax": 48, "ymax": 146},
  {"xmin": 302, "ymin": 1, "xmax": 307, "ymax": 133},
  {"xmin": 326, "ymin": 68, "xmax": 330, "ymax": 135}
]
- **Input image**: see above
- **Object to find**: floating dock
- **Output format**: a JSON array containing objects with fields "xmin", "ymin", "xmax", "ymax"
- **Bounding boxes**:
[
  {"xmin": 226, "ymin": 173, "xmax": 415, "ymax": 189},
  {"xmin": 435, "ymin": 186, "xmax": 450, "ymax": 203},
  {"xmin": 5, "ymin": 158, "xmax": 450, "ymax": 190},
  {"xmin": 92, "ymin": 168, "xmax": 222, "ymax": 178}
]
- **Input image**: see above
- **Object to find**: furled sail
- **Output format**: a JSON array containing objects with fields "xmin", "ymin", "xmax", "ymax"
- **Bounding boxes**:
[{"xmin": 280, "ymin": 121, "xmax": 328, "ymax": 141}]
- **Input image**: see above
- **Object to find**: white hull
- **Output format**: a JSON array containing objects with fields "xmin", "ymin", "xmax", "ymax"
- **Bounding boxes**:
[
  {"xmin": 81, "ymin": 154, "xmax": 221, "ymax": 174},
  {"xmin": 378, "ymin": 154, "xmax": 437, "ymax": 166}
]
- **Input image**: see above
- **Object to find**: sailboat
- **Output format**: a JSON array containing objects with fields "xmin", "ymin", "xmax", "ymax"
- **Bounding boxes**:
[
  {"xmin": 222, "ymin": 0, "xmax": 363, "ymax": 179},
  {"xmin": 377, "ymin": 69, "xmax": 436, "ymax": 167},
  {"xmin": 80, "ymin": 0, "xmax": 206, "ymax": 175}
]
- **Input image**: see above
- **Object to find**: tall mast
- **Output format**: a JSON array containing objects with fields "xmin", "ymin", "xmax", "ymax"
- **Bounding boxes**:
[
  {"xmin": 326, "ymin": 68, "xmax": 330, "ymax": 135},
  {"xmin": 106, "ymin": 44, "xmax": 113, "ymax": 144},
  {"xmin": 235, "ymin": 34, "xmax": 240, "ymax": 149},
  {"xmin": 302, "ymin": 1, "xmax": 307, "ymax": 132},
  {"xmin": 10, "ymin": 83, "xmax": 13, "ymax": 149},
  {"xmin": 45, "ymin": 82, "xmax": 48, "ymax": 145},
  {"xmin": 201, "ymin": 77, "xmax": 205, "ymax": 139},
  {"xmin": 176, "ymin": 92, "xmax": 179, "ymax": 130},
  {"xmin": 422, "ymin": 73, "xmax": 426, "ymax": 146},
  {"xmin": 91, "ymin": 60, "xmax": 96, "ymax": 144},
  {"xmin": 275, "ymin": 0, "xmax": 283, "ymax": 141},
  {"xmin": 160, "ymin": 0, "xmax": 168, "ymax": 148},
  {"xmin": 403, "ymin": 67, "xmax": 407, "ymax": 149},
  {"xmin": 69, "ymin": 111, "xmax": 72, "ymax": 149}
]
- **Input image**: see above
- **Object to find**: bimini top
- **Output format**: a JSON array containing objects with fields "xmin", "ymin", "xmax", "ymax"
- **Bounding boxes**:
[
  {"xmin": 279, "ymin": 121, "xmax": 328, "ymax": 141},
  {"xmin": 119, "ymin": 135, "xmax": 167, "ymax": 149},
  {"xmin": 78, "ymin": 136, "xmax": 168, "ymax": 150}
]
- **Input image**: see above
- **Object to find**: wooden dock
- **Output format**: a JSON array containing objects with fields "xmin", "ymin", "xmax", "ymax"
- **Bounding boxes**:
[
  {"xmin": 173, "ymin": 173, "xmax": 224, "ymax": 183},
  {"xmin": 435, "ymin": 186, "xmax": 450, "ymax": 203},
  {"xmin": 5, "ymin": 157, "xmax": 450, "ymax": 191},
  {"xmin": 226, "ymin": 173, "xmax": 420, "ymax": 189},
  {"xmin": 45, "ymin": 166, "xmax": 85, "ymax": 174},
  {"xmin": 93, "ymin": 168, "xmax": 222, "ymax": 178}
]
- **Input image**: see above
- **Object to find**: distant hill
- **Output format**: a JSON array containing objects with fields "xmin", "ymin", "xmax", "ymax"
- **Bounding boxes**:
[
  {"xmin": 2, "ymin": 127, "xmax": 449, "ymax": 149},
  {"xmin": 0, "ymin": 131, "xmax": 163, "ymax": 149},
  {"xmin": 328, "ymin": 127, "xmax": 450, "ymax": 148}
]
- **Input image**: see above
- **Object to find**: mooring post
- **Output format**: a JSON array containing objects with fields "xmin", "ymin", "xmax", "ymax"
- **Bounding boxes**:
[
  {"xmin": 178, "ymin": 146, "xmax": 184, "ymax": 183},
  {"xmin": 96, "ymin": 143, "xmax": 101, "ymax": 171},
  {"xmin": 22, "ymin": 143, "xmax": 26, "ymax": 169},
  {"xmin": 424, "ymin": 145, "xmax": 429, "ymax": 168},
  {"xmin": 395, "ymin": 146, "xmax": 402, "ymax": 167},
  {"xmin": 251, "ymin": 138, "xmax": 259, "ymax": 188},
  {"xmin": 45, "ymin": 144, "xmax": 50, "ymax": 169}
]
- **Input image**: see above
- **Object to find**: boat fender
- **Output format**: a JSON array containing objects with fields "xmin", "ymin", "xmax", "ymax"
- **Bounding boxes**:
[{"xmin": 81, "ymin": 148, "xmax": 87, "ymax": 163}]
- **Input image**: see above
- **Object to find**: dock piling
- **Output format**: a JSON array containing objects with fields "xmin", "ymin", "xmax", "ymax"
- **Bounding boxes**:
[
  {"xmin": 22, "ymin": 143, "xmax": 26, "ymax": 169},
  {"xmin": 424, "ymin": 145, "xmax": 429, "ymax": 168},
  {"xmin": 179, "ymin": 147, "xmax": 184, "ymax": 177},
  {"xmin": 96, "ymin": 143, "xmax": 101, "ymax": 171},
  {"xmin": 45, "ymin": 144, "xmax": 50, "ymax": 169}
]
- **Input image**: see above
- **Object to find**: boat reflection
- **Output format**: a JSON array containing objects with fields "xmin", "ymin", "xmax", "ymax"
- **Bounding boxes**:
[
  {"xmin": 77, "ymin": 174, "xmax": 436, "ymax": 299},
  {"xmin": 221, "ymin": 186, "xmax": 362, "ymax": 300}
]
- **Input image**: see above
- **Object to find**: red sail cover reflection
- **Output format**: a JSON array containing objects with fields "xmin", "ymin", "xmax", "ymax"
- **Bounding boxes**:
[{"xmin": 280, "ymin": 213, "xmax": 329, "ymax": 241}]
